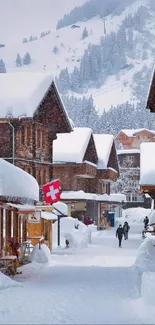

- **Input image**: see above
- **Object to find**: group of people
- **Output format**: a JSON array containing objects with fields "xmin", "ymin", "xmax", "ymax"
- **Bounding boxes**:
[{"xmin": 116, "ymin": 221, "xmax": 130, "ymax": 247}]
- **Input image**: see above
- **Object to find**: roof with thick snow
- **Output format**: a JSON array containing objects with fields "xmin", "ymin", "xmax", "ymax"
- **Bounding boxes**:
[
  {"xmin": 93, "ymin": 134, "xmax": 114, "ymax": 169},
  {"xmin": 0, "ymin": 73, "xmax": 72, "ymax": 132},
  {"xmin": 53, "ymin": 127, "xmax": 92, "ymax": 163},
  {"xmin": 0, "ymin": 72, "xmax": 54, "ymax": 118},
  {"xmin": 0, "ymin": 159, "xmax": 39, "ymax": 202},
  {"xmin": 117, "ymin": 128, "xmax": 155, "ymax": 138},
  {"xmin": 61, "ymin": 190, "xmax": 126, "ymax": 203},
  {"xmin": 140, "ymin": 143, "xmax": 155, "ymax": 186}
]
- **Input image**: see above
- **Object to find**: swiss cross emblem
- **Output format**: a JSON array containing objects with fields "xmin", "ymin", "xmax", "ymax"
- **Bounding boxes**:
[{"xmin": 42, "ymin": 179, "xmax": 61, "ymax": 204}]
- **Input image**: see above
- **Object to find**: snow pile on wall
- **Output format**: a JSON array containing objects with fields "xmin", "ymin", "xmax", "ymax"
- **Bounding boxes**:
[
  {"xmin": 30, "ymin": 243, "xmax": 51, "ymax": 265},
  {"xmin": 117, "ymin": 207, "xmax": 151, "ymax": 224},
  {"xmin": 65, "ymin": 229, "xmax": 88, "ymax": 249},
  {"xmin": 52, "ymin": 216, "xmax": 88, "ymax": 247},
  {"xmin": 0, "ymin": 272, "xmax": 22, "ymax": 291},
  {"xmin": 134, "ymin": 237, "xmax": 155, "ymax": 273},
  {"xmin": 141, "ymin": 272, "xmax": 155, "ymax": 305}
]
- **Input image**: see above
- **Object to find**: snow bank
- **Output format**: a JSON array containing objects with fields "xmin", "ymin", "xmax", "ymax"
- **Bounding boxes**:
[
  {"xmin": 0, "ymin": 272, "xmax": 22, "ymax": 291},
  {"xmin": 149, "ymin": 210, "xmax": 155, "ymax": 226},
  {"xmin": 116, "ymin": 207, "xmax": 151, "ymax": 224},
  {"xmin": 65, "ymin": 229, "xmax": 88, "ymax": 249},
  {"xmin": 52, "ymin": 216, "xmax": 88, "ymax": 247},
  {"xmin": 141, "ymin": 272, "xmax": 155, "ymax": 305},
  {"xmin": 135, "ymin": 236, "xmax": 155, "ymax": 273},
  {"xmin": 30, "ymin": 243, "xmax": 51, "ymax": 265}
]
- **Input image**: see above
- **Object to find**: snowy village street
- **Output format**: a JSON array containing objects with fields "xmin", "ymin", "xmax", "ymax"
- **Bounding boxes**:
[{"xmin": 1, "ymin": 224, "xmax": 155, "ymax": 325}]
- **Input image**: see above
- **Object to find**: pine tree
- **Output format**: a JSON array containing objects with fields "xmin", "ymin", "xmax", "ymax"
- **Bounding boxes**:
[
  {"xmin": 0, "ymin": 59, "xmax": 6, "ymax": 73},
  {"xmin": 81, "ymin": 27, "xmax": 89, "ymax": 40},
  {"xmin": 16, "ymin": 53, "xmax": 22, "ymax": 67},
  {"xmin": 53, "ymin": 46, "xmax": 59, "ymax": 54},
  {"xmin": 23, "ymin": 52, "xmax": 31, "ymax": 65},
  {"xmin": 23, "ymin": 38, "xmax": 28, "ymax": 43},
  {"xmin": 29, "ymin": 36, "xmax": 33, "ymax": 42}
]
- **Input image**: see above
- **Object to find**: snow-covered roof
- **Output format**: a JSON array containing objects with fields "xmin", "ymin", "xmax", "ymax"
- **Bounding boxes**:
[
  {"xmin": 0, "ymin": 72, "xmax": 53, "ymax": 118},
  {"xmin": 41, "ymin": 211, "xmax": 58, "ymax": 221},
  {"xmin": 61, "ymin": 191, "xmax": 125, "ymax": 203},
  {"xmin": 119, "ymin": 129, "xmax": 155, "ymax": 137},
  {"xmin": 117, "ymin": 149, "xmax": 140, "ymax": 155},
  {"xmin": 53, "ymin": 127, "xmax": 92, "ymax": 163},
  {"xmin": 93, "ymin": 134, "xmax": 114, "ymax": 169},
  {"xmin": 0, "ymin": 159, "xmax": 39, "ymax": 202},
  {"xmin": 140, "ymin": 143, "xmax": 155, "ymax": 186}
]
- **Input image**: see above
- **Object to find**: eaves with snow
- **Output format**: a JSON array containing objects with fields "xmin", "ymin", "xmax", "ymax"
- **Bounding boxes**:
[
  {"xmin": 0, "ymin": 159, "xmax": 39, "ymax": 203},
  {"xmin": 53, "ymin": 127, "xmax": 95, "ymax": 164},
  {"xmin": 140, "ymin": 143, "xmax": 155, "ymax": 186},
  {"xmin": 116, "ymin": 128, "xmax": 155, "ymax": 138}
]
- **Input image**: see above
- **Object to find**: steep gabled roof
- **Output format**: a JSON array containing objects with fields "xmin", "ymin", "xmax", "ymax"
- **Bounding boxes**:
[
  {"xmin": 53, "ymin": 128, "xmax": 93, "ymax": 163},
  {"xmin": 0, "ymin": 72, "xmax": 72, "ymax": 131},
  {"xmin": 93, "ymin": 134, "xmax": 114, "ymax": 169}
]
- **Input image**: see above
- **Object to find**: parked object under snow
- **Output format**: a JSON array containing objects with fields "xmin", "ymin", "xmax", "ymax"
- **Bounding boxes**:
[
  {"xmin": 30, "ymin": 243, "xmax": 51, "ymax": 265},
  {"xmin": 0, "ymin": 159, "xmax": 39, "ymax": 202},
  {"xmin": 65, "ymin": 229, "xmax": 88, "ymax": 249},
  {"xmin": 0, "ymin": 272, "xmax": 22, "ymax": 291},
  {"xmin": 135, "ymin": 237, "xmax": 155, "ymax": 273}
]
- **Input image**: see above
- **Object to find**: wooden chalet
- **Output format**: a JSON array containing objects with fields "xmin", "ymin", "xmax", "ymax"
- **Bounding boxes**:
[
  {"xmin": 53, "ymin": 129, "xmax": 119, "ymax": 223},
  {"xmin": 115, "ymin": 129, "xmax": 155, "ymax": 150},
  {"xmin": 146, "ymin": 69, "xmax": 155, "ymax": 112},
  {"xmin": 0, "ymin": 72, "xmax": 72, "ymax": 196}
]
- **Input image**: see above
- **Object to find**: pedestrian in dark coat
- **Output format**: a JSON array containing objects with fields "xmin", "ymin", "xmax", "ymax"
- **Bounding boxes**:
[
  {"xmin": 116, "ymin": 224, "xmax": 124, "ymax": 247},
  {"xmin": 143, "ymin": 216, "xmax": 149, "ymax": 230},
  {"xmin": 123, "ymin": 221, "xmax": 130, "ymax": 240}
]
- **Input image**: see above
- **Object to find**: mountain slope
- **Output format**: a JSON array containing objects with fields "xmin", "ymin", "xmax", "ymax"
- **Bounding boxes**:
[{"xmin": 1, "ymin": 0, "xmax": 155, "ymax": 114}]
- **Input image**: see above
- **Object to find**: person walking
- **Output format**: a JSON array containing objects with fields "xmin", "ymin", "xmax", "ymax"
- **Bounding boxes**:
[
  {"xmin": 143, "ymin": 216, "xmax": 149, "ymax": 230},
  {"xmin": 123, "ymin": 221, "xmax": 130, "ymax": 240},
  {"xmin": 116, "ymin": 224, "xmax": 124, "ymax": 247}
]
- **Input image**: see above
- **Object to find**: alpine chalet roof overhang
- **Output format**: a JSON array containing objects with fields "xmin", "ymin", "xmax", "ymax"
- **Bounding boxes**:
[
  {"xmin": 93, "ymin": 134, "xmax": 119, "ymax": 180},
  {"xmin": 53, "ymin": 127, "xmax": 98, "ymax": 178},
  {"xmin": 0, "ymin": 72, "xmax": 72, "ymax": 133},
  {"xmin": 146, "ymin": 68, "xmax": 155, "ymax": 112},
  {"xmin": 0, "ymin": 159, "xmax": 39, "ymax": 203}
]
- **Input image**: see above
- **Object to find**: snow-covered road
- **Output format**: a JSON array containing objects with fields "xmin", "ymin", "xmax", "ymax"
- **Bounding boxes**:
[{"xmin": 0, "ymin": 225, "xmax": 154, "ymax": 324}]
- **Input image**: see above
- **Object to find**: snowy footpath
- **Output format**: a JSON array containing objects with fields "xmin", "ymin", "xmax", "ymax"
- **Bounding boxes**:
[{"xmin": 0, "ymin": 225, "xmax": 154, "ymax": 324}]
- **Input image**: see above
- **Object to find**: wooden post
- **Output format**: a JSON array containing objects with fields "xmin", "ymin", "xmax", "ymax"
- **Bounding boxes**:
[
  {"xmin": 6, "ymin": 209, "xmax": 11, "ymax": 244},
  {"xmin": 13, "ymin": 209, "xmax": 18, "ymax": 241}
]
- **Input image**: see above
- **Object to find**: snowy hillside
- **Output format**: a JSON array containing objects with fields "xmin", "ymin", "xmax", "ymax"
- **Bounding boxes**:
[{"xmin": 1, "ymin": 0, "xmax": 155, "ymax": 114}]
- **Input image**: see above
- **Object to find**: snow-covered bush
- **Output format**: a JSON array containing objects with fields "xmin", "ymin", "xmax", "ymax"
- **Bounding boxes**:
[{"xmin": 30, "ymin": 243, "xmax": 51, "ymax": 265}]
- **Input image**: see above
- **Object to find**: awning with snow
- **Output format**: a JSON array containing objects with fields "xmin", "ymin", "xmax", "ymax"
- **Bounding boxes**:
[
  {"xmin": 41, "ymin": 211, "xmax": 58, "ymax": 221},
  {"xmin": 0, "ymin": 159, "xmax": 39, "ymax": 203}
]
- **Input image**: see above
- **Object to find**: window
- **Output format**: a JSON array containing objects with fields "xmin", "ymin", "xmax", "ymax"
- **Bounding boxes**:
[
  {"xmin": 44, "ymin": 223, "xmax": 49, "ymax": 241},
  {"xmin": 21, "ymin": 127, "xmax": 25, "ymax": 145},
  {"xmin": 36, "ymin": 129, "xmax": 42, "ymax": 148},
  {"xmin": 101, "ymin": 182, "xmax": 109, "ymax": 194},
  {"xmin": 21, "ymin": 126, "xmax": 32, "ymax": 146}
]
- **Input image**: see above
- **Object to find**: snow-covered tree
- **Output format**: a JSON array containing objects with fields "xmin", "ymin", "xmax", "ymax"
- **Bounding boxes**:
[
  {"xmin": 53, "ymin": 46, "xmax": 59, "ymax": 54},
  {"xmin": 23, "ymin": 52, "xmax": 31, "ymax": 65},
  {"xmin": 0, "ymin": 59, "xmax": 6, "ymax": 73},
  {"xmin": 23, "ymin": 37, "xmax": 28, "ymax": 43},
  {"xmin": 81, "ymin": 27, "xmax": 89, "ymax": 40},
  {"xmin": 16, "ymin": 53, "xmax": 22, "ymax": 67}
]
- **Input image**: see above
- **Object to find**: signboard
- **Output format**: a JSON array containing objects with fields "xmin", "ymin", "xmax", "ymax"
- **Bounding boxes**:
[{"xmin": 28, "ymin": 211, "xmax": 41, "ymax": 224}]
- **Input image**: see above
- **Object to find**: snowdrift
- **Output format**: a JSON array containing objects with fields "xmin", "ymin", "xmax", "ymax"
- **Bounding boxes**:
[
  {"xmin": 52, "ymin": 216, "xmax": 93, "ymax": 248},
  {"xmin": 0, "ymin": 272, "xmax": 22, "ymax": 291},
  {"xmin": 135, "ymin": 236, "xmax": 155, "ymax": 273},
  {"xmin": 117, "ymin": 207, "xmax": 151, "ymax": 224},
  {"xmin": 141, "ymin": 272, "xmax": 155, "ymax": 305},
  {"xmin": 30, "ymin": 243, "xmax": 51, "ymax": 265}
]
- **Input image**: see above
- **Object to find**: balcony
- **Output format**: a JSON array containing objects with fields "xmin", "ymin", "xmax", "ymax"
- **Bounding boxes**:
[{"xmin": 75, "ymin": 162, "xmax": 97, "ymax": 178}]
